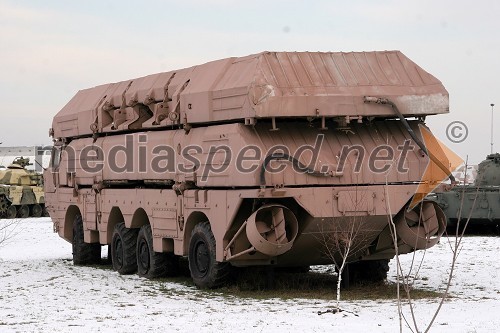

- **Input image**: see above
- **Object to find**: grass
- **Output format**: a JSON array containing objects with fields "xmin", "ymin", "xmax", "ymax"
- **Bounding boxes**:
[
  {"xmin": 82, "ymin": 258, "xmax": 443, "ymax": 301},
  {"xmin": 216, "ymin": 283, "xmax": 441, "ymax": 301},
  {"xmin": 151, "ymin": 265, "xmax": 442, "ymax": 301},
  {"xmin": 213, "ymin": 268, "xmax": 442, "ymax": 301}
]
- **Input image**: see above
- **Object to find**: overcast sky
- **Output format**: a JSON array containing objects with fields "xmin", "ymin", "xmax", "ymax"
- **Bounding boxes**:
[{"xmin": 1, "ymin": 0, "xmax": 498, "ymax": 164}]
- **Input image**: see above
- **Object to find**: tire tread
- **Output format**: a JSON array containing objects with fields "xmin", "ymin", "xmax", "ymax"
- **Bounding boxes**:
[
  {"xmin": 72, "ymin": 214, "xmax": 101, "ymax": 265},
  {"xmin": 111, "ymin": 222, "xmax": 138, "ymax": 274},
  {"xmin": 137, "ymin": 224, "xmax": 178, "ymax": 279},
  {"xmin": 189, "ymin": 221, "xmax": 231, "ymax": 288}
]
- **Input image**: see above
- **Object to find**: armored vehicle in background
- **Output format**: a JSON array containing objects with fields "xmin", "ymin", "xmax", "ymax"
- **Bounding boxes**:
[
  {"xmin": 44, "ymin": 51, "xmax": 449, "ymax": 288},
  {"xmin": 432, "ymin": 153, "xmax": 500, "ymax": 231},
  {"xmin": 0, "ymin": 157, "xmax": 47, "ymax": 218}
]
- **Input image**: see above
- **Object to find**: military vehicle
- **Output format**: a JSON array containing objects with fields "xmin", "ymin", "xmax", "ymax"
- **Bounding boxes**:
[
  {"xmin": 44, "ymin": 51, "xmax": 450, "ymax": 288},
  {"xmin": 432, "ymin": 153, "xmax": 500, "ymax": 231},
  {"xmin": 0, "ymin": 157, "xmax": 47, "ymax": 218}
]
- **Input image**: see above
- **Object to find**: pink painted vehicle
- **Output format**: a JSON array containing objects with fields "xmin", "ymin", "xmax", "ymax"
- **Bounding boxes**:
[{"xmin": 44, "ymin": 51, "xmax": 448, "ymax": 288}]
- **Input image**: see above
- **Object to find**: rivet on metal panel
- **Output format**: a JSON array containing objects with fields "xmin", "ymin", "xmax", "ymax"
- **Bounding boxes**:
[{"xmin": 168, "ymin": 111, "xmax": 179, "ymax": 122}]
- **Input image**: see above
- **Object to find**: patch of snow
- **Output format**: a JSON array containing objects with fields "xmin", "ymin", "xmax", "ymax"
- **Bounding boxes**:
[{"xmin": 0, "ymin": 219, "xmax": 498, "ymax": 332}]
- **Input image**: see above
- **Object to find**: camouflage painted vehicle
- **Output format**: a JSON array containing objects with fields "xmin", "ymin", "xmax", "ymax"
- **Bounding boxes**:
[
  {"xmin": 0, "ymin": 157, "xmax": 47, "ymax": 218},
  {"xmin": 432, "ymin": 153, "xmax": 500, "ymax": 231},
  {"xmin": 45, "ymin": 51, "xmax": 450, "ymax": 288}
]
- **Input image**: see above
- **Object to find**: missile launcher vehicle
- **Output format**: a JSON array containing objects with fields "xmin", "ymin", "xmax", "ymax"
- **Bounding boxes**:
[{"xmin": 44, "ymin": 51, "xmax": 449, "ymax": 288}]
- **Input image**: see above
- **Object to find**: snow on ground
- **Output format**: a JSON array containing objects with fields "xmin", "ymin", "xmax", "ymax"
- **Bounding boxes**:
[{"xmin": 0, "ymin": 218, "xmax": 499, "ymax": 332}]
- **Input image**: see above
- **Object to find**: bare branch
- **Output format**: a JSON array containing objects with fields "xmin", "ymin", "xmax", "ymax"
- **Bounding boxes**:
[{"xmin": 0, "ymin": 218, "xmax": 22, "ymax": 247}]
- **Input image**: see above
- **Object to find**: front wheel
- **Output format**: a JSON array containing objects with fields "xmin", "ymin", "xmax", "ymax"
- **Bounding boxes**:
[
  {"xmin": 111, "ymin": 222, "xmax": 138, "ymax": 274},
  {"xmin": 188, "ymin": 221, "xmax": 231, "ymax": 289},
  {"xmin": 136, "ymin": 224, "xmax": 178, "ymax": 279},
  {"xmin": 72, "ymin": 214, "xmax": 101, "ymax": 265}
]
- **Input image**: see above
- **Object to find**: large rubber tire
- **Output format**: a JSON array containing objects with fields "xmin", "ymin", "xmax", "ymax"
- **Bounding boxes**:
[
  {"xmin": 31, "ymin": 204, "xmax": 43, "ymax": 218},
  {"xmin": 348, "ymin": 259, "xmax": 390, "ymax": 284},
  {"xmin": 137, "ymin": 224, "xmax": 179, "ymax": 279},
  {"xmin": 18, "ymin": 205, "xmax": 29, "ymax": 218},
  {"xmin": 72, "ymin": 214, "xmax": 101, "ymax": 265},
  {"xmin": 188, "ymin": 221, "xmax": 231, "ymax": 289},
  {"xmin": 111, "ymin": 222, "xmax": 139, "ymax": 275}
]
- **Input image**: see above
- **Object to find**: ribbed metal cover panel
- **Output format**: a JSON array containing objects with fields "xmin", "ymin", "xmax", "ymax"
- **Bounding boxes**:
[
  {"xmin": 259, "ymin": 51, "xmax": 439, "ymax": 88},
  {"xmin": 52, "ymin": 51, "xmax": 448, "ymax": 139}
]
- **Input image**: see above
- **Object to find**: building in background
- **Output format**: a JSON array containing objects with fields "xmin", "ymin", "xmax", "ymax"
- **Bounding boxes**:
[{"xmin": 0, "ymin": 146, "xmax": 52, "ymax": 172}]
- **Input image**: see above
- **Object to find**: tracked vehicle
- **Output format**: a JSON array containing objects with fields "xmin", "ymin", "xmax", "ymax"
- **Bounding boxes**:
[
  {"xmin": 0, "ymin": 157, "xmax": 46, "ymax": 218},
  {"xmin": 44, "ymin": 51, "xmax": 449, "ymax": 288},
  {"xmin": 432, "ymin": 153, "xmax": 500, "ymax": 232}
]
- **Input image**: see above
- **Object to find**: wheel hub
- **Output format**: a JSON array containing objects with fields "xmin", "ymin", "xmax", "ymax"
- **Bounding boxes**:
[{"xmin": 194, "ymin": 240, "xmax": 209, "ymax": 275}]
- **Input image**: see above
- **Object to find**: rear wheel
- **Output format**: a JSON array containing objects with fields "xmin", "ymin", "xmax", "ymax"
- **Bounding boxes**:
[
  {"xmin": 137, "ymin": 224, "xmax": 178, "ymax": 279},
  {"xmin": 18, "ymin": 205, "xmax": 29, "ymax": 218},
  {"xmin": 348, "ymin": 259, "xmax": 390, "ymax": 284},
  {"xmin": 188, "ymin": 221, "xmax": 231, "ymax": 288},
  {"xmin": 111, "ymin": 222, "xmax": 138, "ymax": 274},
  {"xmin": 72, "ymin": 214, "xmax": 101, "ymax": 265},
  {"xmin": 31, "ymin": 204, "xmax": 43, "ymax": 218}
]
